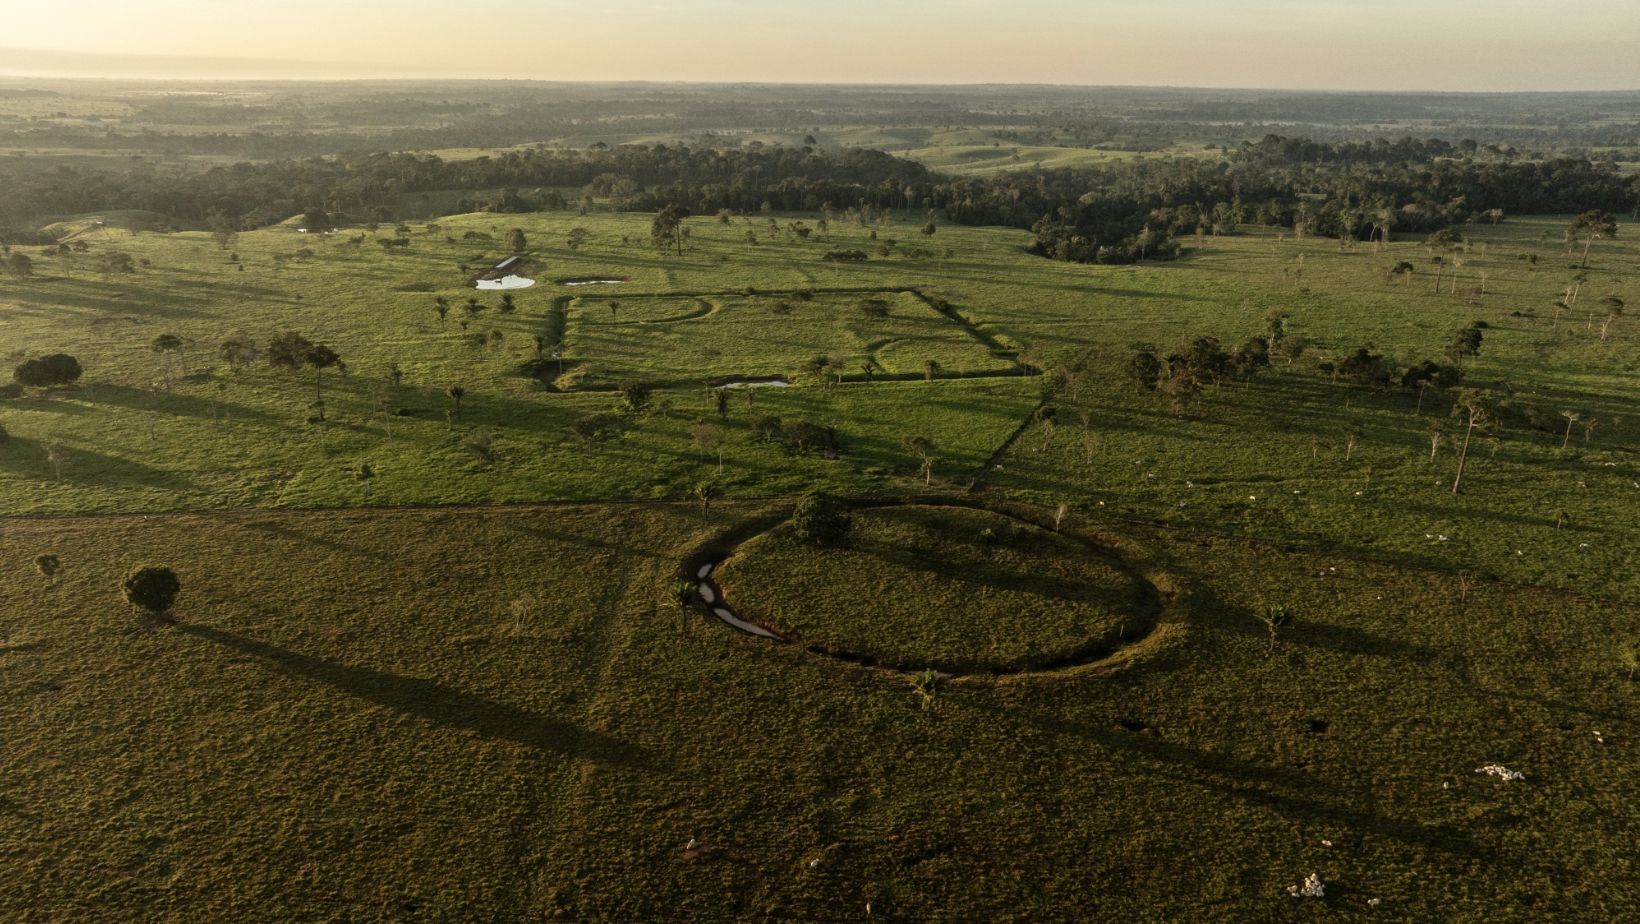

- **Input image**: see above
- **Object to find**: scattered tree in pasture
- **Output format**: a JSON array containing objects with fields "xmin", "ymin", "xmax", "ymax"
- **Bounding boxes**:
[
  {"xmin": 123, "ymin": 565, "xmax": 181, "ymax": 621},
  {"xmin": 1446, "ymin": 323, "xmax": 1484, "ymax": 368},
  {"xmin": 355, "ymin": 462, "xmax": 376, "ymax": 499},
  {"xmin": 1426, "ymin": 417, "xmax": 1448, "ymax": 462},
  {"xmin": 446, "ymin": 385, "xmax": 466, "ymax": 422},
  {"xmin": 1388, "ymin": 260, "xmax": 1415, "ymax": 286},
  {"xmin": 567, "ymin": 227, "xmax": 589, "ymax": 250},
  {"xmin": 690, "ymin": 422, "xmax": 725, "ymax": 471},
  {"xmin": 1338, "ymin": 346, "xmax": 1390, "ymax": 388},
  {"xmin": 34, "ymin": 554, "xmax": 60, "ymax": 586},
  {"xmin": 1450, "ymin": 389, "xmax": 1496, "ymax": 495},
  {"xmin": 619, "ymin": 381, "xmax": 653, "ymax": 416},
  {"xmin": 151, "ymin": 333, "xmax": 185, "ymax": 387},
  {"xmin": 219, "ymin": 334, "xmax": 259, "ymax": 372},
  {"xmin": 1127, "ymin": 350, "xmax": 1163, "ymax": 391},
  {"xmin": 1568, "ymin": 210, "xmax": 1617, "ymax": 268},
  {"xmin": 652, "ymin": 204, "xmax": 690, "ymax": 255},
  {"xmin": 713, "ymin": 388, "xmax": 730, "ymax": 420},
  {"xmin": 5, "ymin": 252, "xmax": 32, "ymax": 278},
  {"xmin": 267, "ymin": 333, "xmax": 343, "ymax": 421},
  {"xmin": 434, "ymin": 295, "xmax": 450, "ymax": 325},
  {"xmin": 464, "ymin": 297, "xmax": 483, "ymax": 318},
  {"xmin": 499, "ymin": 293, "xmax": 516, "ymax": 315},
  {"xmin": 924, "ymin": 359, "xmax": 942, "ymax": 382},
  {"xmin": 43, "ymin": 442, "xmax": 63, "ymax": 481},
  {"xmin": 1341, "ymin": 421, "xmax": 1363, "ymax": 461},
  {"xmin": 1551, "ymin": 508, "xmax": 1570, "ymax": 529},
  {"xmin": 693, "ymin": 478, "xmax": 719, "ymax": 515},
  {"xmin": 1256, "ymin": 603, "xmax": 1292, "ymax": 653},
  {"xmin": 1560, "ymin": 409, "xmax": 1582, "ymax": 449},
  {"xmin": 505, "ymin": 228, "xmax": 528, "ymax": 253},
  {"xmin": 573, "ymin": 412, "xmax": 624, "ymax": 449},
  {"xmin": 1599, "ymin": 296, "xmax": 1624, "ymax": 340},
  {"xmin": 902, "ymin": 434, "xmax": 938, "ymax": 484}
]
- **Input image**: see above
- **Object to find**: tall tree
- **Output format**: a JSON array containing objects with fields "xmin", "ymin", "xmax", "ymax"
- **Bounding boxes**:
[
  {"xmin": 1568, "ymin": 210, "xmax": 1618, "ymax": 268},
  {"xmin": 1450, "ymin": 389, "xmax": 1495, "ymax": 495},
  {"xmin": 651, "ymin": 204, "xmax": 690, "ymax": 255}
]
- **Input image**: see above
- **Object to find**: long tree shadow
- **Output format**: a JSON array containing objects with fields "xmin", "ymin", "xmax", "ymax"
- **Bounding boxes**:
[
  {"xmin": 977, "ymin": 699, "xmax": 1492, "ymax": 861},
  {"xmin": 177, "ymin": 624, "xmax": 656, "ymax": 769}
]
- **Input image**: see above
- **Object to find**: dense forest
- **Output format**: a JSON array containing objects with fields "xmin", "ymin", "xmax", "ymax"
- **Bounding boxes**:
[{"xmin": 2, "ymin": 136, "xmax": 1636, "ymax": 264}]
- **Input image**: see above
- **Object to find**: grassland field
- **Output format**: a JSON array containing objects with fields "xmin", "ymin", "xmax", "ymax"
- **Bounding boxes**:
[{"xmin": 3, "ymin": 201, "xmax": 1640, "ymax": 920}]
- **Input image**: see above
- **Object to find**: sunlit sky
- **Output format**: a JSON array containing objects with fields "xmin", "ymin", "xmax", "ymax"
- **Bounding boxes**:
[{"xmin": 4, "ymin": 0, "xmax": 1637, "ymax": 90}]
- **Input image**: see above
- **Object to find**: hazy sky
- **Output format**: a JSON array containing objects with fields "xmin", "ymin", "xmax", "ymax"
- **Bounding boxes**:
[{"xmin": 4, "ymin": 0, "xmax": 1637, "ymax": 90}]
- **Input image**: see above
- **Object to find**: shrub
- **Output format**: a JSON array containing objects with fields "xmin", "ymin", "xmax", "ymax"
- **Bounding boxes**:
[
  {"xmin": 14, "ymin": 353, "xmax": 82, "ymax": 388},
  {"xmin": 123, "ymin": 565, "xmax": 180, "ymax": 618},
  {"xmin": 791, "ymin": 492, "xmax": 851, "ymax": 546}
]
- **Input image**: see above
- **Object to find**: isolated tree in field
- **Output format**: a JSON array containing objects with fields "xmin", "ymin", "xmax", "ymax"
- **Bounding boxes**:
[
  {"xmin": 1560, "ymin": 410, "xmax": 1582, "ymax": 449},
  {"xmin": 34, "ymin": 553, "xmax": 61, "ymax": 586},
  {"xmin": 123, "ymin": 565, "xmax": 180, "ymax": 621},
  {"xmin": 151, "ymin": 333, "xmax": 185, "ymax": 386},
  {"xmin": 14, "ymin": 354, "xmax": 82, "ymax": 389},
  {"xmin": 207, "ymin": 209, "xmax": 237, "ymax": 250},
  {"xmin": 568, "ymin": 227, "xmax": 589, "ymax": 250},
  {"xmin": 434, "ymin": 295, "xmax": 450, "ymax": 326},
  {"xmin": 1389, "ymin": 260, "xmax": 1415, "ymax": 287},
  {"xmin": 267, "ymin": 332, "xmax": 343, "ymax": 421},
  {"xmin": 5, "ymin": 252, "xmax": 32, "ymax": 278},
  {"xmin": 693, "ymin": 478, "xmax": 719, "ymax": 515},
  {"xmin": 1127, "ymin": 350, "xmax": 1162, "ymax": 391},
  {"xmin": 446, "ymin": 385, "xmax": 466, "ymax": 421},
  {"xmin": 499, "ymin": 293, "xmax": 516, "ymax": 315},
  {"xmin": 1599, "ymin": 296, "xmax": 1624, "ymax": 340},
  {"xmin": 505, "ymin": 228, "xmax": 528, "ymax": 253},
  {"xmin": 608, "ymin": 300, "xmax": 620, "ymax": 321},
  {"xmin": 1425, "ymin": 417, "xmax": 1448, "ymax": 462},
  {"xmin": 924, "ymin": 359, "xmax": 942, "ymax": 382},
  {"xmin": 1568, "ymin": 210, "xmax": 1617, "ymax": 268},
  {"xmin": 902, "ymin": 434, "xmax": 938, "ymax": 484},
  {"xmin": 690, "ymin": 422, "xmax": 725, "ymax": 471},
  {"xmin": 652, "ymin": 204, "xmax": 690, "ymax": 255},
  {"xmin": 1449, "ymin": 388, "xmax": 1496, "ymax": 495},
  {"xmin": 921, "ymin": 221, "xmax": 937, "ymax": 238},
  {"xmin": 572, "ymin": 412, "xmax": 623, "ymax": 449},
  {"xmin": 1424, "ymin": 228, "xmax": 1464, "ymax": 255},
  {"xmin": 713, "ymin": 388, "xmax": 730, "ymax": 420},
  {"xmin": 1341, "ymin": 421, "xmax": 1363, "ymax": 461},
  {"xmin": 1446, "ymin": 324, "xmax": 1484, "ymax": 368},
  {"xmin": 1256, "ymin": 603, "xmax": 1292, "ymax": 653},
  {"xmin": 300, "ymin": 208, "xmax": 332, "ymax": 231},
  {"xmin": 464, "ymin": 297, "xmax": 483, "ymax": 318},
  {"xmin": 356, "ymin": 462, "xmax": 376, "ymax": 499},
  {"xmin": 619, "ymin": 381, "xmax": 652, "ymax": 416},
  {"xmin": 219, "ymin": 334, "xmax": 259, "ymax": 372},
  {"xmin": 791, "ymin": 491, "xmax": 851, "ymax": 546}
]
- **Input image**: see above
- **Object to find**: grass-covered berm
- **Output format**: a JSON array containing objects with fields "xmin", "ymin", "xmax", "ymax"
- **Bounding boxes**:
[
  {"xmin": 713, "ymin": 503, "xmax": 1157, "ymax": 673},
  {"xmin": 2, "ymin": 502, "xmax": 1637, "ymax": 919}
]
